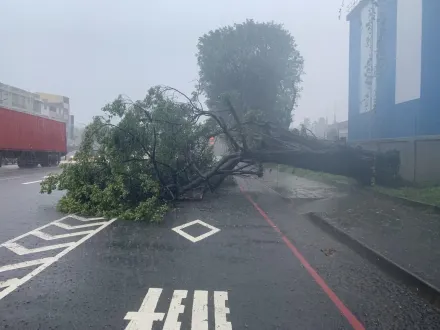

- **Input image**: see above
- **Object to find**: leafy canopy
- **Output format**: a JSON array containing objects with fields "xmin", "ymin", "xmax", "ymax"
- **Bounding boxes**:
[
  {"xmin": 197, "ymin": 19, "xmax": 304, "ymax": 128},
  {"xmin": 41, "ymin": 87, "xmax": 216, "ymax": 221}
]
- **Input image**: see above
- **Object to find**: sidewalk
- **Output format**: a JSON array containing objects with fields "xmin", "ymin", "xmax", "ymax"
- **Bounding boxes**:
[{"xmin": 260, "ymin": 168, "xmax": 440, "ymax": 291}]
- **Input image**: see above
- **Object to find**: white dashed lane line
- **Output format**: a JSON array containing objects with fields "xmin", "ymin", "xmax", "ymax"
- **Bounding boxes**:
[
  {"xmin": 0, "ymin": 215, "xmax": 116, "ymax": 301},
  {"xmin": 21, "ymin": 176, "xmax": 50, "ymax": 185},
  {"xmin": 21, "ymin": 180, "xmax": 43, "ymax": 185}
]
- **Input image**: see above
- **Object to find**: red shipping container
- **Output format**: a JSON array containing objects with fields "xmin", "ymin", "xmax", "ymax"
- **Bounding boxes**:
[{"xmin": 0, "ymin": 106, "xmax": 67, "ymax": 153}]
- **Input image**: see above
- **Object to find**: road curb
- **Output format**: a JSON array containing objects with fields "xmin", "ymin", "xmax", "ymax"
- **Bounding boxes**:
[{"xmin": 306, "ymin": 212, "xmax": 440, "ymax": 309}]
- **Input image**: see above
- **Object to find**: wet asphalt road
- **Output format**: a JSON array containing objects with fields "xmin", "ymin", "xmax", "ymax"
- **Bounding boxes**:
[
  {"xmin": 1, "ymin": 166, "xmax": 440, "ymax": 329},
  {"xmin": 0, "ymin": 165, "xmax": 63, "ymax": 243}
]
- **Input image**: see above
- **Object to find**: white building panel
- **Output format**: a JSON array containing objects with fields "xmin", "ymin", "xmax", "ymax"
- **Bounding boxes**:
[
  {"xmin": 395, "ymin": 0, "xmax": 422, "ymax": 104},
  {"xmin": 359, "ymin": 1, "xmax": 378, "ymax": 113}
]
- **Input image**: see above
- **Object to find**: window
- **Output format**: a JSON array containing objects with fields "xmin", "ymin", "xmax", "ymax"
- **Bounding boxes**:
[
  {"xmin": 33, "ymin": 101, "xmax": 42, "ymax": 113},
  {"xmin": 49, "ymin": 105, "xmax": 56, "ymax": 112},
  {"xmin": 12, "ymin": 93, "xmax": 19, "ymax": 106},
  {"xmin": 12, "ymin": 93, "xmax": 26, "ymax": 109}
]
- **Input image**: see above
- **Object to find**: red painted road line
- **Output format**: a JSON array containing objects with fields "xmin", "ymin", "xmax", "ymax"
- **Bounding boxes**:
[{"xmin": 240, "ymin": 186, "xmax": 365, "ymax": 330}]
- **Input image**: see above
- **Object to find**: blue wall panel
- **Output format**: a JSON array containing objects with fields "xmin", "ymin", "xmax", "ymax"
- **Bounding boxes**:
[{"xmin": 420, "ymin": 0, "xmax": 440, "ymax": 136}]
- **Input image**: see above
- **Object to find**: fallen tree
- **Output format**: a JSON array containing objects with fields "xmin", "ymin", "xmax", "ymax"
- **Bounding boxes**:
[
  {"xmin": 41, "ymin": 86, "xmax": 400, "ymax": 221},
  {"xmin": 40, "ymin": 20, "xmax": 400, "ymax": 221}
]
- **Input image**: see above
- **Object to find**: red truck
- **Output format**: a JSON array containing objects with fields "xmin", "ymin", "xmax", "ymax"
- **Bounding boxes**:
[{"xmin": 0, "ymin": 106, "xmax": 67, "ymax": 168}]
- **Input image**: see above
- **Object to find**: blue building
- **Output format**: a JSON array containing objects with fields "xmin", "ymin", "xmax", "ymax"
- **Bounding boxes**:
[
  {"xmin": 347, "ymin": 0, "xmax": 440, "ymax": 140},
  {"xmin": 347, "ymin": 0, "xmax": 440, "ymax": 182}
]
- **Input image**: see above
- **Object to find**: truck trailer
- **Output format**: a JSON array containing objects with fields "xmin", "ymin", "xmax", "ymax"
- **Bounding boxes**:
[{"xmin": 0, "ymin": 106, "xmax": 67, "ymax": 168}]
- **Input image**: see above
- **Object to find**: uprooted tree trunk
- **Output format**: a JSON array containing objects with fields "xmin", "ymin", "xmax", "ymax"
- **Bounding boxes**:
[
  {"xmin": 153, "ymin": 90, "xmax": 401, "ymax": 199},
  {"xmin": 199, "ymin": 133, "xmax": 400, "ymax": 194},
  {"xmin": 240, "ymin": 123, "xmax": 401, "ymax": 187}
]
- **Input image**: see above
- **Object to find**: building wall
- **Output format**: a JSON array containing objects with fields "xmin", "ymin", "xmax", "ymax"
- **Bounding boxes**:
[
  {"xmin": 352, "ymin": 136, "xmax": 440, "ymax": 183},
  {"xmin": 347, "ymin": 0, "xmax": 440, "ymax": 183},
  {"xmin": 0, "ymin": 82, "xmax": 74, "ymax": 146},
  {"xmin": 0, "ymin": 82, "xmax": 40, "ymax": 116},
  {"xmin": 36, "ymin": 92, "xmax": 70, "ymax": 122},
  {"xmin": 347, "ymin": 0, "xmax": 440, "ymax": 141},
  {"xmin": 36, "ymin": 92, "xmax": 72, "ymax": 142}
]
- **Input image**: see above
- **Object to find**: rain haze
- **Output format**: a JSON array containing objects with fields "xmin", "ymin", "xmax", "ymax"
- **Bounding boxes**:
[
  {"xmin": 1, "ymin": 0, "xmax": 349, "ymax": 126},
  {"xmin": 3, "ymin": 1, "xmax": 440, "ymax": 328}
]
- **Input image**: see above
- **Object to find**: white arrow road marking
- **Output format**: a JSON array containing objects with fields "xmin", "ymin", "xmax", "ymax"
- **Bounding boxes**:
[
  {"xmin": 30, "ymin": 229, "xmax": 94, "ymax": 240},
  {"xmin": 0, "ymin": 216, "xmax": 116, "ymax": 301},
  {"xmin": 125, "ymin": 289, "xmax": 231, "ymax": 330},
  {"xmin": 0, "ymin": 258, "xmax": 55, "ymax": 273},
  {"xmin": 53, "ymin": 221, "xmax": 108, "ymax": 230},
  {"xmin": 3, "ymin": 242, "xmax": 74, "ymax": 255},
  {"xmin": 125, "ymin": 288, "xmax": 165, "ymax": 330},
  {"xmin": 0, "ymin": 278, "xmax": 20, "ymax": 289}
]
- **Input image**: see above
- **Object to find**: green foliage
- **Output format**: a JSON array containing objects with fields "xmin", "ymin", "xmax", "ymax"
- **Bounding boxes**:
[
  {"xmin": 41, "ymin": 87, "xmax": 216, "ymax": 221},
  {"xmin": 373, "ymin": 185, "xmax": 440, "ymax": 207},
  {"xmin": 197, "ymin": 19, "xmax": 304, "ymax": 128}
]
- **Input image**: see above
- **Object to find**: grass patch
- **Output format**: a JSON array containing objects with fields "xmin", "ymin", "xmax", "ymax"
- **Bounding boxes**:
[
  {"xmin": 290, "ymin": 168, "xmax": 356, "ymax": 185},
  {"xmin": 373, "ymin": 185, "xmax": 440, "ymax": 206},
  {"xmin": 264, "ymin": 164, "xmax": 440, "ymax": 207},
  {"xmin": 264, "ymin": 163, "xmax": 355, "ymax": 186}
]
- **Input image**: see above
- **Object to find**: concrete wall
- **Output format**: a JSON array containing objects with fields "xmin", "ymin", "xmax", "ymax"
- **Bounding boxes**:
[{"xmin": 351, "ymin": 135, "xmax": 440, "ymax": 183}]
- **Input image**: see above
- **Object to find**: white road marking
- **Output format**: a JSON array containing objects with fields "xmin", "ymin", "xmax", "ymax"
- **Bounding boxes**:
[
  {"xmin": 21, "ymin": 176, "xmax": 49, "ymax": 185},
  {"xmin": 1, "ymin": 216, "xmax": 78, "ymax": 246},
  {"xmin": 0, "ymin": 215, "xmax": 116, "ymax": 301},
  {"xmin": 0, "ymin": 278, "xmax": 20, "ymax": 288},
  {"xmin": 125, "ymin": 289, "xmax": 231, "ymax": 330},
  {"xmin": 214, "ymin": 291, "xmax": 232, "ymax": 330},
  {"xmin": 1, "ymin": 173, "xmax": 56, "ymax": 183},
  {"xmin": 30, "ymin": 229, "xmax": 94, "ymax": 240},
  {"xmin": 124, "ymin": 288, "xmax": 165, "ymax": 330},
  {"xmin": 21, "ymin": 180, "xmax": 42, "ymax": 185},
  {"xmin": 192, "ymin": 290, "xmax": 208, "ymax": 330},
  {"xmin": 69, "ymin": 215, "xmax": 105, "ymax": 222},
  {"xmin": 172, "ymin": 219, "xmax": 221, "ymax": 243},
  {"xmin": 163, "ymin": 290, "xmax": 187, "ymax": 330},
  {"xmin": 53, "ymin": 221, "xmax": 108, "ymax": 230},
  {"xmin": 0, "ymin": 258, "xmax": 55, "ymax": 273},
  {"xmin": 3, "ymin": 241, "xmax": 73, "ymax": 255}
]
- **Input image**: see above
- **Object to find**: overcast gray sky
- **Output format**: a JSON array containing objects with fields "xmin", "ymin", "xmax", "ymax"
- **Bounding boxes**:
[{"xmin": 1, "ymin": 0, "xmax": 349, "ymax": 126}]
